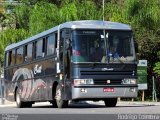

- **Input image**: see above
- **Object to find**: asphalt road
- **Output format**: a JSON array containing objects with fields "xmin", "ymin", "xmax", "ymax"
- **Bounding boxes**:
[{"xmin": 0, "ymin": 101, "xmax": 160, "ymax": 114}]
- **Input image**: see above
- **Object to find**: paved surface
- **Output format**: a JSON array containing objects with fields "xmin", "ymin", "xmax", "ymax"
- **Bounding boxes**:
[
  {"xmin": 1, "ymin": 100, "xmax": 160, "ymax": 107},
  {"xmin": 0, "ymin": 100, "xmax": 160, "ymax": 114},
  {"xmin": 0, "ymin": 100, "xmax": 160, "ymax": 120}
]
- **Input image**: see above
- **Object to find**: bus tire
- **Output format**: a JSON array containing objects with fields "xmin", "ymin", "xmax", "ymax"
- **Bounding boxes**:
[
  {"xmin": 16, "ymin": 88, "xmax": 25, "ymax": 108},
  {"xmin": 104, "ymin": 98, "xmax": 117, "ymax": 107},
  {"xmin": 55, "ymin": 84, "xmax": 68, "ymax": 108}
]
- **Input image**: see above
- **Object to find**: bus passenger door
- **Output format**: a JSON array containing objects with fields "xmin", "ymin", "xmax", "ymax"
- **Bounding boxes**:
[{"xmin": 58, "ymin": 29, "xmax": 72, "ymax": 100}]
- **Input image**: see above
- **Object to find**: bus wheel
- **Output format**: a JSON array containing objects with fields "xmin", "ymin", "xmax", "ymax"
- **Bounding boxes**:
[
  {"xmin": 16, "ymin": 88, "xmax": 25, "ymax": 108},
  {"xmin": 55, "ymin": 84, "xmax": 68, "ymax": 108},
  {"xmin": 104, "ymin": 98, "xmax": 117, "ymax": 107}
]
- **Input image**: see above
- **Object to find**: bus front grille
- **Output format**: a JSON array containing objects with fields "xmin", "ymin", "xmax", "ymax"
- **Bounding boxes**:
[
  {"xmin": 80, "ymin": 71, "xmax": 133, "ymax": 75},
  {"xmin": 94, "ymin": 79, "xmax": 122, "ymax": 85}
]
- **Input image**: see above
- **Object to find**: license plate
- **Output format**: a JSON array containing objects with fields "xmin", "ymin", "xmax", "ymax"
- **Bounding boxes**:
[{"xmin": 103, "ymin": 88, "xmax": 114, "ymax": 92}]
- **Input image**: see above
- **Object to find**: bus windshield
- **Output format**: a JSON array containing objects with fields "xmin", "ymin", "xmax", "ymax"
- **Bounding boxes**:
[
  {"xmin": 107, "ymin": 31, "xmax": 135, "ymax": 63},
  {"xmin": 71, "ymin": 30, "xmax": 135, "ymax": 63}
]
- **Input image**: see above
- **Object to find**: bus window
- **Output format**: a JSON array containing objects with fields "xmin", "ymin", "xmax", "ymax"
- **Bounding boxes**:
[
  {"xmin": 35, "ymin": 38, "xmax": 45, "ymax": 58},
  {"xmin": 24, "ymin": 45, "xmax": 27, "ymax": 61},
  {"xmin": 5, "ymin": 53, "xmax": 8, "ymax": 67},
  {"xmin": 36, "ymin": 39, "xmax": 43, "ymax": 58},
  {"xmin": 25, "ymin": 43, "xmax": 33, "ymax": 61},
  {"xmin": 8, "ymin": 51, "xmax": 12, "ymax": 66},
  {"xmin": 72, "ymin": 30, "xmax": 104, "ymax": 62},
  {"xmin": 47, "ymin": 34, "xmax": 55, "ymax": 55},
  {"xmin": 107, "ymin": 31, "xmax": 135, "ymax": 62},
  {"xmin": 16, "ymin": 47, "xmax": 24, "ymax": 64},
  {"xmin": 11, "ymin": 50, "xmax": 16, "ymax": 65},
  {"xmin": 7, "ymin": 51, "xmax": 12, "ymax": 66},
  {"xmin": 27, "ymin": 43, "xmax": 33, "ymax": 61}
]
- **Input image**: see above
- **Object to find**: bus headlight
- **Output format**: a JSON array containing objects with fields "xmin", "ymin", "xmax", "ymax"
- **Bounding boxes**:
[
  {"xmin": 74, "ymin": 79, "xmax": 94, "ymax": 86},
  {"xmin": 122, "ymin": 78, "xmax": 137, "ymax": 84}
]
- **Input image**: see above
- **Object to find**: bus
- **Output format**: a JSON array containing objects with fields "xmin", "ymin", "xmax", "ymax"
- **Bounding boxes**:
[{"xmin": 4, "ymin": 20, "xmax": 138, "ymax": 108}]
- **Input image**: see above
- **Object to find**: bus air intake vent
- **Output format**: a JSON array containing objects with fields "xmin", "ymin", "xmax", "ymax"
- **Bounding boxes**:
[{"xmin": 80, "ymin": 71, "xmax": 133, "ymax": 75}]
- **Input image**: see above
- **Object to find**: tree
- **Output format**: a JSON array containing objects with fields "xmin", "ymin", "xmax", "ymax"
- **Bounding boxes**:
[
  {"xmin": 76, "ymin": 0, "xmax": 102, "ymax": 20},
  {"xmin": 15, "ymin": 4, "xmax": 30, "ymax": 29},
  {"xmin": 29, "ymin": 2, "xmax": 59, "ymax": 35},
  {"xmin": 102, "ymin": 0, "xmax": 160, "ymax": 99},
  {"xmin": 0, "ymin": 29, "xmax": 29, "ymax": 64}
]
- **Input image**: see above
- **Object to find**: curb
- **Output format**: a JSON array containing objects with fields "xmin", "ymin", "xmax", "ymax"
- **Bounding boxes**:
[
  {"xmin": 0, "ymin": 99, "xmax": 16, "ymax": 107},
  {"xmin": 119, "ymin": 101, "xmax": 160, "ymax": 106}
]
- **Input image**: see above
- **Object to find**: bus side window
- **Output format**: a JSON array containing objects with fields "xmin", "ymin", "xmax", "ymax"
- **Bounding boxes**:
[
  {"xmin": 24, "ymin": 45, "xmax": 27, "ymax": 61},
  {"xmin": 16, "ymin": 47, "xmax": 24, "ymax": 64},
  {"xmin": 60, "ymin": 31, "xmax": 64, "ymax": 53},
  {"xmin": 8, "ymin": 51, "xmax": 12, "ymax": 66},
  {"xmin": 24, "ymin": 43, "xmax": 33, "ymax": 61},
  {"xmin": 42, "ymin": 38, "xmax": 46, "ymax": 57},
  {"xmin": 11, "ymin": 50, "xmax": 16, "ymax": 65},
  {"xmin": 36, "ymin": 39, "xmax": 43, "ymax": 58},
  {"xmin": 35, "ymin": 38, "xmax": 46, "ymax": 58},
  {"xmin": 55, "ymin": 33, "xmax": 57, "ymax": 49},
  {"xmin": 33, "ymin": 42, "xmax": 36, "ymax": 59},
  {"xmin": 5, "ymin": 53, "xmax": 8, "ymax": 67},
  {"xmin": 27, "ymin": 43, "xmax": 33, "ymax": 61},
  {"xmin": 47, "ymin": 34, "xmax": 55, "ymax": 55},
  {"xmin": 59, "ymin": 31, "xmax": 64, "ymax": 61}
]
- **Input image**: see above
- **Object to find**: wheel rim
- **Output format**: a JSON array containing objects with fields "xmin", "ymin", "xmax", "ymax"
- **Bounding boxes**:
[
  {"xmin": 16, "ymin": 92, "xmax": 20, "ymax": 105},
  {"xmin": 55, "ymin": 88, "xmax": 61, "ymax": 102}
]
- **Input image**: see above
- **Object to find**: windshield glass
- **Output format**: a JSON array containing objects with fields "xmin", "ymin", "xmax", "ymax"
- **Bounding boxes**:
[
  {"xmin": 72, "ymin": 30, "xmax": 105, "ymax": 62},
  {"xmin": 107, "ymin": 31, "xmax": 135, "ymax": 63},
  {"xmin": 71, "ymin": 30, "xmax": 136, "ymax": 63}
]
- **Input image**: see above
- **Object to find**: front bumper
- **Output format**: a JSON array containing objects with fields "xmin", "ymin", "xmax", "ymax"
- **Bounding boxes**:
[{"xmin": 72, "ymin": 86, "xmax": 138, "ymax": 100}]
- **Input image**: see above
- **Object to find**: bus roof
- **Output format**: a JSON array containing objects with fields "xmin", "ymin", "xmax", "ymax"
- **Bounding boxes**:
[{"xmin": 5, "ymin": 20, "xmax": 132, "ymax": 51}]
